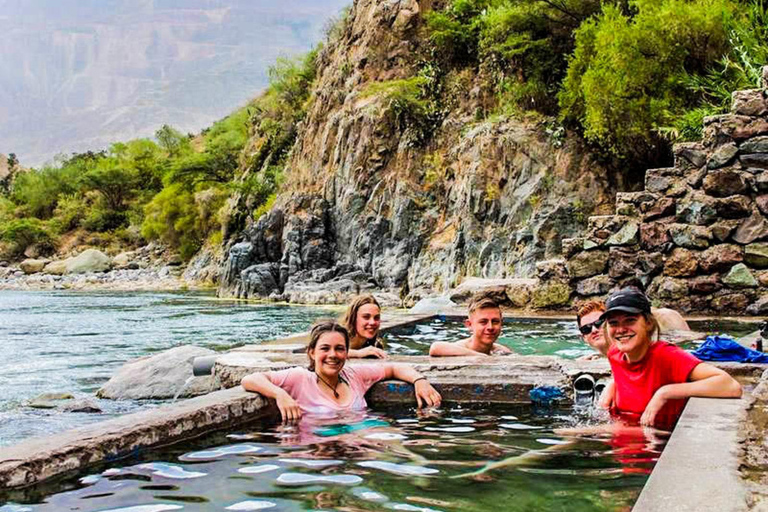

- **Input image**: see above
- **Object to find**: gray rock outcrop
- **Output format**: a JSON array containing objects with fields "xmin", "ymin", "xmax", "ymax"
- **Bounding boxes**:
[{"xmin": 97, "ymin": 345, "xmax": 220, "ymax": 400}]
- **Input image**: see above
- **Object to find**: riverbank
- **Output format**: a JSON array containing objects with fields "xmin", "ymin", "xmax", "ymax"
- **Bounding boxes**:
[{"xmin": 0, "ymin": 265, "xmax": 200, "ymax": 291}]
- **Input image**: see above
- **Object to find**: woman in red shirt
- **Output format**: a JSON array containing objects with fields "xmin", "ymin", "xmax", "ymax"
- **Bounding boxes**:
[{"xmin": 601, "ymin": 288, "xmax": 742, "ymax": 428}]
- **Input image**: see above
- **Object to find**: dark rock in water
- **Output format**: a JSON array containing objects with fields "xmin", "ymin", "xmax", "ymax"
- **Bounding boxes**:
[
  {"xmin": 60, "ymin": 399, "xmax": 102, "ymax": 414},
  {"xmin": 97, "ymin": 345, "xmax": 219, "ymax": 400}
]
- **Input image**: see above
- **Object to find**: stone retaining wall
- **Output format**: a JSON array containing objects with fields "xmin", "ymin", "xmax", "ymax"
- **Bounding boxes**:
[{"xmin": 540, "ymin": 67, "xmax": 768, "ymax": 314}]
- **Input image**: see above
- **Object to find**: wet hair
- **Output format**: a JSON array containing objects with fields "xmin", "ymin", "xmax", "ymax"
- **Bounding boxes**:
[
  {"xmin": 576, "ymin": 300, "xmax": 606, "ymax": 326},
  {"xmin": 468, "ymin": 293, "xmax": 502, "ymax": 316},
  {"xmin": 307, "ymin": 321, "xmax": 350, "ymax": 371},
  {"xmin": 341, "ymin": 294, "xmax": 381, "ymax": 340}
]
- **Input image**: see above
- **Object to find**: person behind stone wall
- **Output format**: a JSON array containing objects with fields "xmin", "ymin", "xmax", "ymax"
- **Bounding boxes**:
[
  {"xmin": 429, "ymin": 293, "xmax": 513, "ymax": 357},
  {"xmin": 340, "ymin": 294, "xmax": 387, "ymax": 359},
  {"xmin": 621, "ymin": 278, "xmax": 691, "ymax": 333}
]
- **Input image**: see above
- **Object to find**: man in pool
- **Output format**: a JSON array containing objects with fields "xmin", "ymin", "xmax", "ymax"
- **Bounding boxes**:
[
  {"xmin": 577, "ymin": 300, "xmax": 609, "ymax": 360},
  {"xmin": 429, "ymin": 294, "xmax": 512, "ymax": 356}
]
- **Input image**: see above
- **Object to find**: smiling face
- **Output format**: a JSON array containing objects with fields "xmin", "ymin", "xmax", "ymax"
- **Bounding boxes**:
[
  {"xmin": 605, "ymin": 312, "xmax": 652, "ymax": 362},
  {"xmin": 466, "ymin": 307, "xmax": 502, "ymax": 349},
  {"xmin": 355, "ymin": 303, "xmax": 381, "ymax": 340},
  {"xmin": 309, "ymin": 331, "xmax": 348, "ymax": 378},
  {"xmin": 579, "ymin": 310, "xmax": 608, "ymax": 355}
]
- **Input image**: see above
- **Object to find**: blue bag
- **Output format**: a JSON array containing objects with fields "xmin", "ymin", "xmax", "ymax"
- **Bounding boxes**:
[{"xmin": 691, "ymin": 335, "xmax": 768, "ymax": 364}]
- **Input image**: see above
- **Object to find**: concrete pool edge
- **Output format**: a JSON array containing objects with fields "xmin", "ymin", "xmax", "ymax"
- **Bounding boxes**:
[{"xmin": 632, "ymin": 395, "xmax": 750, "ymax": 512}]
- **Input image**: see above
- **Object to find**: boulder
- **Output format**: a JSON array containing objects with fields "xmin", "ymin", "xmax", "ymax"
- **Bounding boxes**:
[
  {"xmin": 702, "ymin": 169, "xmax": 750, "ymax": 197},
  {"xmin": 742, "ymin": 153, "xmax": 768, "ymax": 169},
  {"xmin": 575, "ymin": 275, "xmax": 612, "ymax": 296},
  {"xmin": 707, "ymin": 142, "xmax": 738, "ymax": 169},
  {"xmin": 664, "ymin": 248, "xmax": 698, "ymax": 277},
  {"xmin": 689, "ymin": 275, "xmax": 721, "ymax": 295},
  {"xmin": 757, "ymin": 195, "xmax": 768, "ymax": 216},
  {"xmin": 28, "ymin": 392, "xmax": 74, "ymax": 409},
  {"xmin": 723, "ymin": 263, "xmax": 758, "ymax": 288},
  {"xmin": 699, "ymin": 244, "xmax": 743, "ymax": 273},
  {"xmin": 238, "ymin": 263, "xmax": 280, "ymax": 298},
  {"xmin": 640, "ymin": 222, "xmax": 672, "ymax": 251},
  {"xmin": 668, "ymin": 224, "xmax": 712, "ymax": 249},
  {"xmin": 746, "ymin": 295, "xmax": 768, "ymax": 315},
  {"xmin": 410, "ymin": 296, "xmax": 458, "ymax": 314},
  {"xmin": 733, "ymin": 212, "xmax": 768, "ymax": 245},
  {"xmin": 43, "ymin": 260, "xmax": 68, "ymax": 275},
  {"xmin": 676, "ymin": 194, "xmax": 717, "ymax": 225},
  {"xmin": 710, "ymin": 219, "xmax": 741, "ymax": 242},
  {"xmin": 731, "ymin": 89, "xmax": 768, "ymax": 117},
  {"xmin": 112, "ymin": 252, "xmax": 135, "ymax": 269},
  {"xmin": 740, "ymin": 136, "xmax": 768, "ymax": 154},
  {"xmin": 745, "ymin": 243, "xmax": 768, "ymax": 269},
  {"xmin": 64, "ymin": 249, "xmax": 111, "ymax": 274},
  {"xmin": 535, "ymin": 259, "xmax": 568, "ymax": 281},
  {"xmin": 702, "ymin": 114, "xmax": 768, "ymax": 147},
  {"xmin": 643, "ymin": 197, "xmax": 676, "ymax": 221},
  {"xmin": 714, "ymin": 196, "xmax": 752, "ymax": 219},
  {"xmin": 531, "ymin": 281, "xmax": 572, "ymax": 309},
  {"xmin": 710, "ymin": 293, "xmax": 750, "ymax": 312},
  {"xmin": 19, "ymin": 259, "xmax": 48, "ymax": 274},
  {"xmin": 674, "ymin": 142, "xmax": 707, "ymax": 170},
  {"xmin": 96, "ymin": 345, "xmax": 220, "ymax": 400},
  {"xmin": 652, "ymin": 277, "xmax": 689, "ymax": 300},
  {"xmin": 606, "ymin": 222, "xmax": 639, "ymax": 246},
  {"xmin": 566, "ymin": 250, "xmax": 609, "ymax": 279}
]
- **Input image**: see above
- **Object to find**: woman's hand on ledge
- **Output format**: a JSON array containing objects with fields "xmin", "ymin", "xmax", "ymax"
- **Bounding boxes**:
[
  {"xmin": 275, "ymin": 390, "xmax": 302, "ymax": 423},
  {"xmin": 414, "ymin": 380, "xmax": 441, "ymax": 409}
]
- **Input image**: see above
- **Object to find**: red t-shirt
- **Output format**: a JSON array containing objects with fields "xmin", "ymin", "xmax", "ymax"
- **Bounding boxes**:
[{"xmin": 608, "ymin": 341, "xmax": 701, "ymax": 428}]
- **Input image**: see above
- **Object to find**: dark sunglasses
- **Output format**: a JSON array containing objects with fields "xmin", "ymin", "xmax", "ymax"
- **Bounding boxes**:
[{"xmin": 579, "ymin": 318, "xmax": 604, "ymax": 335}]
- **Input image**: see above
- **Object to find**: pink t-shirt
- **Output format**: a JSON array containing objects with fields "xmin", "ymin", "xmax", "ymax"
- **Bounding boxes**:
[{"xmin": 266, "ymin": 364, "xmax": 387, "ymax": 415}]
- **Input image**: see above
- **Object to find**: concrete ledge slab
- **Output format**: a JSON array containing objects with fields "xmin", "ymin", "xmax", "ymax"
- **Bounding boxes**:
[
  {"xmin": 0, "ymin": 388, "xmax": 270, "ymax": 489},
  {"xmin": 633, "ymin": 396, "xmax": 749, "ymax": 512}
]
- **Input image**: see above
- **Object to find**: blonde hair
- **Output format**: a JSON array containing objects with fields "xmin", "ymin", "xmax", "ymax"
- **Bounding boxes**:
[
  {"xmin": 468, "ymin": 293, "xmax": 502, "ymax": 316},
  {"xmin": 341, "ymin": 294, "xmax": 381, "ymax": 340}
]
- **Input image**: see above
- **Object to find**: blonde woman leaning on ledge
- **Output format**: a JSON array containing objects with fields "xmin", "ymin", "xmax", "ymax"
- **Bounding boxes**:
[
  {"xmin": 341, "ymin": 294, "xmax": 387, "ymax": 359},
  {"xmin": 241, "ymin": 321, "xmax": 441, "ymax": 421}
]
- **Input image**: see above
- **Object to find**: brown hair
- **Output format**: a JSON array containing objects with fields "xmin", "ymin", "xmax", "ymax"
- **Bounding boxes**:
[
  {"xmin": 468, "ymin": 293, "xmax": 502, "ymax": 315},
  {"xmin": 307, "ymin": 321, "xmax": 350, "ymax": 371},
  {"xmin": 341, "ymin": 294, "xmax": 381, "ymax": 340},
  {"xmin": 576, "ymin": 300, "xmax": 606, "ymax": 326}
]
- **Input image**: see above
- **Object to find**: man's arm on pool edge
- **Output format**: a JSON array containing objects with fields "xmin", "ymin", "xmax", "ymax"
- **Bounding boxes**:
[{"xmin": 429, "ymin": 341, "xmax": 485, "ymax": 357}]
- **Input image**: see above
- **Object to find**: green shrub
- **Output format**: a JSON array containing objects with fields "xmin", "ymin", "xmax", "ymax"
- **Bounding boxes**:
[
  {"xmin": 0, "ymin": 218, "xmax": 56, "ymax": 258},
  {"xmin": 559, "ymin": 0, "xmax": 735, "ymax": 157},
  {"xmin": 51, "ymin": 194, "xmax": 89, "ymax": 233}
]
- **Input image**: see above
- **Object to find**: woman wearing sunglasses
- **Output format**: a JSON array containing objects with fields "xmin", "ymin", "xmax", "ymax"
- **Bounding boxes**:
[{"xmin": 241, "ymin": 321, "xmax": 441, "ymax": 421}]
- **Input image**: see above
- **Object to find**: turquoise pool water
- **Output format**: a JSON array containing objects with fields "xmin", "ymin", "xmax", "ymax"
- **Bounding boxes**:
[
  {"xmin": 0, "ymin": 405, "xmax": 659, "ymax": 512},
  {"xmin": 383, "ymin": 316, "xmax": 759, "ymax": 357}
]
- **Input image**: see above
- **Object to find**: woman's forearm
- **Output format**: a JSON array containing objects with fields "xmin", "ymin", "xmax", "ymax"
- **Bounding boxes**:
[
  {"xmin": 388, "ymin": 363, "xmax": 426, "ymax": 384},
  {"xmin": 659, "ymin": 373, "xmax": 742, "ymax": 400},
  {"xmin": 241, "ymin": 373, "xmax": 290, "ymax": 399}
]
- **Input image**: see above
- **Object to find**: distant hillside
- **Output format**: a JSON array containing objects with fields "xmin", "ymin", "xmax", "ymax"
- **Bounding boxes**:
[{"xmin": 0, "ymin": 0, "xmax": 348, "ymax": 166}]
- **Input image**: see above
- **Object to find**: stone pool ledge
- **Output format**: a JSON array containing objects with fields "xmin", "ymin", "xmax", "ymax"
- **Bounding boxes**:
[{"xmin": 0, "ymin": 388, "xmax": 271, "ymax": 489}]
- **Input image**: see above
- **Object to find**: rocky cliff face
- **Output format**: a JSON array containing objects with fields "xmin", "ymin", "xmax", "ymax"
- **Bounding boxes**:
[{"xmin": 218, "ymin": 0, "xmax": 632, "ymax": 305}]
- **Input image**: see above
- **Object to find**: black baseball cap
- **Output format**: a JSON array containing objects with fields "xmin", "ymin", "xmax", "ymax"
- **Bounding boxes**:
[{"xmin": 600, "ymin": 288, "xmax": 651, "ymax": 320}]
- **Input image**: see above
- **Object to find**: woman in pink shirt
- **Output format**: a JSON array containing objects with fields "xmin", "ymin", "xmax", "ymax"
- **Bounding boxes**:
[{"xmin": 241, "ymin": 321, "xmax": 441, "ymax": 421}]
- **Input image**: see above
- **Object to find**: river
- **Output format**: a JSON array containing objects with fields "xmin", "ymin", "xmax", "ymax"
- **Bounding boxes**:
[{"xmin": 0, "ymin": 290, "xmax": 339, "ymax": 446}]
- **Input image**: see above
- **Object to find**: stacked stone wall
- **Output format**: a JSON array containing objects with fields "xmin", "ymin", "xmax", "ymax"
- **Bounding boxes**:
[{"xmin": 546, "ymin": 67, "xmax": 768, "ymax": 315}]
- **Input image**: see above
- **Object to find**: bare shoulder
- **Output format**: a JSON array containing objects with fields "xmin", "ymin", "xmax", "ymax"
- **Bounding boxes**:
[{"xmin": 491, "ymin": 343, "xmax": 512, "ymax": 354}]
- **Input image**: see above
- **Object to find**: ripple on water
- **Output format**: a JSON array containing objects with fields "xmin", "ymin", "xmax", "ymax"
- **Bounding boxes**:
[
  {"xmin": 275, "ymin": 473, "xmax": 363, "ymax": 486},
  {"xmin": 225, "ymin": 500, "xmax": 278, "ymax": 510},
  {"xmin": 180, "ymin": 444, "xmax": 263, "ymax": 461},
  {"xmin": 357, "ymin": 461, "xmax": 439, "ymax": 476}
]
